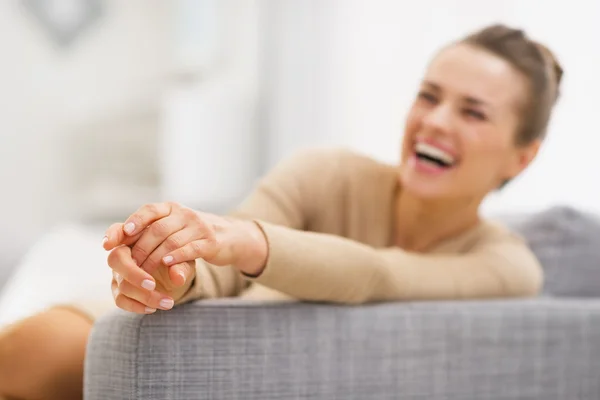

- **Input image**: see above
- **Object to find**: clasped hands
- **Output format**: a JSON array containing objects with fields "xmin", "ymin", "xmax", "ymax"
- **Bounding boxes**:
[{"xmin": 102, "ymin": 202, "xmax": 268, "ymax": 314}]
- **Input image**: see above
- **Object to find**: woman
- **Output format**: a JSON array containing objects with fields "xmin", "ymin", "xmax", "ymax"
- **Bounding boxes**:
[{"xmin": 0, "ymin": 24, "xmax": 562, "ymax": 400}]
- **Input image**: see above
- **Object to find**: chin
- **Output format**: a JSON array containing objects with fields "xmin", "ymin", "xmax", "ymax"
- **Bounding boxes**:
[{"xmin": 399, "ymin": 167, "xmax": 452, "ymax": 200}]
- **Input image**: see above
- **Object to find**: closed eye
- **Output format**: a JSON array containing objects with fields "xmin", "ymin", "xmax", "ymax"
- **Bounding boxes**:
[
  {"xmin": 463, "ymin": 109, "xmax": 487, "ymax": 121},
  {"xmin": 418, "ymin": 91, "xmax": 438, "ymax": 104}
]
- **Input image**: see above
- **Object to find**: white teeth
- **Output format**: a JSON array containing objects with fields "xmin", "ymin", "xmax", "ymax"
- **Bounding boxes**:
[{"xmin": 414, "ymin": 142, "xmax": 455, "ymax": 165}]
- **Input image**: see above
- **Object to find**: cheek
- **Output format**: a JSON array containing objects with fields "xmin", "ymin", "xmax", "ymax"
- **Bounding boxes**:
[
  {"xmin": 401, "ymin": 107, "xmax": 421, "ymax": 152},
  {"xmin": 403, "ymin": 105, "xmax": 427, "ymax": 137},
  {"xmin": 463, "ymin": 125, "xmax": 511, "ymax": 157},
  {"xmin": 404, "ymin": 109, "xmax": 419, "ymax": 135},
  {"xmin": 462, "ymin": 128, "xmax": 515, "ymax": 177}
]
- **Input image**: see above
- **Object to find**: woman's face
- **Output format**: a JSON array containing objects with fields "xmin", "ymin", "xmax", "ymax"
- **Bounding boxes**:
[{"xmin": 399, "ymin": 44, "xmax": 540, "ymax": 201}]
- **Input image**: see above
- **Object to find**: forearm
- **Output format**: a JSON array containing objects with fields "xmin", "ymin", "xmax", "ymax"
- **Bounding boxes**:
[
  {"xmin": 229, "ymin": 219, "xmax": 269, "ymax": 276},
  {"xmin": 244, "ymin": 221, "xmax": 393, "ymax": 304},
  {"xmin": 242, "ymin": 221, "xmax": 542, "ymax": 304}
]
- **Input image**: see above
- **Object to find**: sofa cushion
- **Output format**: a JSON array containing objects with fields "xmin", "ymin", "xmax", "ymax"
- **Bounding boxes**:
[{"xmin": 507, "ymin": 206, "xmax": 600, "ymax": 297}]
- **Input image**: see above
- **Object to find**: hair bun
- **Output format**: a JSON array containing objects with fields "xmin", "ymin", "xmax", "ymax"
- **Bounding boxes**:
[{"xmin": 534, "ymin": 42, "xmax": 563, "ymax": 98}]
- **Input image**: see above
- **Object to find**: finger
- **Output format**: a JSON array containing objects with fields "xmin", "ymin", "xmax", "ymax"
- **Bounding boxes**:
[
  {"xmin": 138, "ymin": 227, "xmax": 201, "ymax": 274},
  {"xmin": 103, "ymin": 223, "xmax": 125, "ymax": 250},
  {"xmin": 118, "ymin": 280, "xmax": 175, "ymax": 311},
  {"xmin": 162, "ymin": 239, "xmax": 219, "ymax": 266},
  {"xmin": 168, "ymin": 261, "xmax": 195, "ymax": 288},
  {"xmin": 122, "ymin": 202, "xmax": 175, "ymax": 237},
  {"xmin": 103, "ymin": 223, "xmax": 144, "ymax": 250},
  {"xmin": 130, "ymin": 215, "xmax": 186, "ymax": 269},
  {"xmin": 107, "ymin": 245, "xmax": 157, "ymax": 291},
  {"xmin": 112, "ymin": 279, "xmax": 154, "ymax": 313},
  {"xmin": 111, "ymin": 278, "xmax": 119, "ymax": 299},
  {"xmin": 113, "ymin": 271, "xmax": 123, "ymax": 285},
  {"xmin": 113, "ymin": 285, "xmax": 158, "ymax": 315}
]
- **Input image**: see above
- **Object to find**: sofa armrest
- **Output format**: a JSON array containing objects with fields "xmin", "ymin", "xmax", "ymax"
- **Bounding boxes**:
[{"xmin": 84, "ymin": 298, "xmax": 600, "ymax": 400}]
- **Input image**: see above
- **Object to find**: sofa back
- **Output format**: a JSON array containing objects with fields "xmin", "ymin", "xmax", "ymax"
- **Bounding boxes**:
[{"xmin": 504, "ymin": 206, "xmax": 600, "ymax": 298}]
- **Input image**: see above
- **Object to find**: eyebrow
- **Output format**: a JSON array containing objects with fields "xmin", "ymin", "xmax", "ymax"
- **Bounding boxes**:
[
  {"xmin": 422, "ymin": 80, "xmax": 490, "ymax": 108},
  {"xmin": 464, "ymin": 97, "xmax": 488, "ymax": 107}
]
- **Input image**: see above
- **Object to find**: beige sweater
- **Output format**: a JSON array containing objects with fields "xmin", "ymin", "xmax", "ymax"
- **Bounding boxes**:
[{"xmin": 176, "ymin": 148, "xmax": 543, "ymax": 305}]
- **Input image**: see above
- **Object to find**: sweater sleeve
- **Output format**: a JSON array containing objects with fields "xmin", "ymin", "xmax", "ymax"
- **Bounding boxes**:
[
  {"xmin": 175, "ymin": 148, "xmax": 340, "ymax": 304},
  {"xmin": 246, "ymin": 221, "xmax": 543, "ymax": 304}
]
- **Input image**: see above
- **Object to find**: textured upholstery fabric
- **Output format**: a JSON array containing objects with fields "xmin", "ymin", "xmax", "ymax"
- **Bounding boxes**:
[
  {"xmin": 85, "ymin": 298, "xmax": 600, "ymax": 400},
  {"xmin": 84, "ymin": 312, "xmax": 143, "ymax": 399},
  {"xmin": 507, "ymin": 206, "xmax": 600, "ymax": 297}
]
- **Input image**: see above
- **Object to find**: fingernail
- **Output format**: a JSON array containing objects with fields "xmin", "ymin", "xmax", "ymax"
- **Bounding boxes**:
[
  {"xmin": 115, "ymin": 273, "xmax": 123, "ymax": 285},
  {"xmin": 124, "ymin": 222, "xmax": 136, "ymax": 235},
  {"xmin": 163, "ymin": 255, "xmax": 173, "ymax": 265},
  {"xmin": 102, "ymin": 236, "xmax": 108, "ymax": 246},
  {"xmin": 178, "ymin": 271, "xmax": 186, "ymax": 285},
  {"xmin": 159, "ymin": 299, "xmax": 174, "ymax": 310},
  {"xmin": 112, "ymin": 287, "xmax": 119, "ymax": 297},
  {"xmin": 141, "ymin": 279, "xmax": 156, "ymax": 290},
  {"xmin": 145, "ymin": 307, "xmax": 157, "ymax": 313}
]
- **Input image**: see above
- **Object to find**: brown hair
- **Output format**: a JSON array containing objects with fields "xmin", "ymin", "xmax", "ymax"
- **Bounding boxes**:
[{"xmin": 460, "ymin": 24, "xmax": 563, "ymax": 146}]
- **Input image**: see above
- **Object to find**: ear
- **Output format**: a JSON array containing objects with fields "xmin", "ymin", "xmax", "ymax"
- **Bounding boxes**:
[{"xmin": 507, "ymin": 139, "xmax": 542, "ymax": 179}]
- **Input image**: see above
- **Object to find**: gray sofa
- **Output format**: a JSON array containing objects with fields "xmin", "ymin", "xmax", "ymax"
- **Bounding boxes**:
[{"xmin": 84, "ymin": 207, "xmax": 600, "ymax": 399}]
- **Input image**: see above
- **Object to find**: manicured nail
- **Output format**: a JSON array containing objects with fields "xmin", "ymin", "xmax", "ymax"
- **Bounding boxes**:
[
  {"xmin": 124, "ymin": 222, "xmax": 135, "ymax": 235},
  {"xmin": 115, "ymin": 273, "xmax": 123, "ymax": 285},
  {"xmin": 159, "ymin": 299, "xmax": 174, "ymax": 310},
  {"xmin": 141, "ymin": 279, "xmax": 156, "ymax": 290},
  {"xmin": 178, "ymin": 271, "xmax": 186, "ymax": 285},
  {"xmin": 163, "ymin": 255, "xmax": 173, "ymax": 265},
  {"xmin": 145, "ymin": 307, "xmax": 157, "ymax": 313},
  {"xmin": 102, "ymin": 236, "xmax": 108, "ymax": 246}
]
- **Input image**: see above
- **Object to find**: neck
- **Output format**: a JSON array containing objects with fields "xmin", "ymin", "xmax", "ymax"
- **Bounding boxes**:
[{"xmin": 393, "ymin": 190, "xmax": 482, "ymax": 252}]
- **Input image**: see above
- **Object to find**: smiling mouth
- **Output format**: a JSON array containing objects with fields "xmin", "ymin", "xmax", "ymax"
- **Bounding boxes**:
[{"xmin": 413, "ymin": 142, "xmax": 458, "ymax": 169}]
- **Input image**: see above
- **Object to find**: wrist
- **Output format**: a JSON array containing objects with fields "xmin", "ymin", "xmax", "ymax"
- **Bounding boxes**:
[{"xmin": 232, "ymin": 220, "xmax": 268, "ymax": 276}]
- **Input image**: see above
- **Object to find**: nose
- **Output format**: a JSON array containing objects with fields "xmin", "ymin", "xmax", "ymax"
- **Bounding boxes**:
[{"xmin": 422, "ymin": 103, "xmax": 455, "ymax": 133}]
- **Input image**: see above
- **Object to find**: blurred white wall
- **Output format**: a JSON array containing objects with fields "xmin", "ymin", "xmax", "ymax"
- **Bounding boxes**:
[
  {"xmin": 261, "ymin": 0, "xmax": 600, "ymax": 216},
  {"xmin": 0, "ymin": 1, "xmax": 172, "ymax": 281},
  {"xmin": 160, "ymin": 0, "xmax": 262, "ymax": 211}
]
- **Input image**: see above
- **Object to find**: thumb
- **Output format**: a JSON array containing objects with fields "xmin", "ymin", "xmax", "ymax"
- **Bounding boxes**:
[
  {"xmin": 169, "ymin": 261, "xmax": 195, "ymax": 288},
  {"xmin": 103, "ymin": 223, "xmax": 144, "ymax": 250}
]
